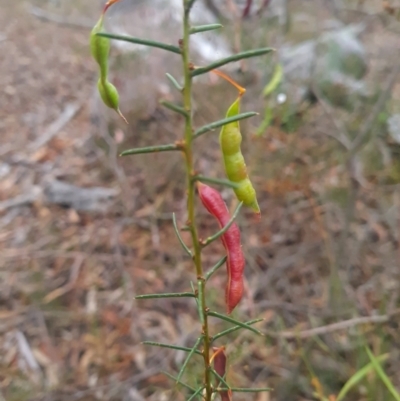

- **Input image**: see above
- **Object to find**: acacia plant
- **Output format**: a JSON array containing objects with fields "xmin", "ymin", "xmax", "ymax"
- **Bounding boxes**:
[{"xmin": 90, "ymin": 1, "xmax": 273, "ymax": 399}]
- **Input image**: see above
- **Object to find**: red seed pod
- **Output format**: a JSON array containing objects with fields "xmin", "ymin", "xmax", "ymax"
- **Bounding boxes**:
[
  {"xmin": 197, "ymin": 183, "xmax": 245, "ymax": 314},
  {"xmin": 212, "ymin": 346, "xmax": 232, "ymax": 401}
]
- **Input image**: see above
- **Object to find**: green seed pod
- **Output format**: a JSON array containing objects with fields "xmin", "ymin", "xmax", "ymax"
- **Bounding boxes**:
[
  {"xmin": 98, "ymin": 79, "xmax": 128, "ymax": 124},
  {"xmin": 220, "ymin": 97, "xmax": 260, "ymax": 215},
  {"xmin": 90, "ymin": 15, "xmax": 109, "ymax": 80}
]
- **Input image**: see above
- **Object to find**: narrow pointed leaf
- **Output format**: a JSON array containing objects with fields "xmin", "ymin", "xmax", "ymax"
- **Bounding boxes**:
[
  {"xmin": 212, "ymin": 318, "xmax": 264, "ymax": 341},
  {"xmin": 187, "ymin": 386, "xmax": 205, "ymax": 401},
  {"xmin": 162, "ymin": 371, "xmax": 196, "ymax": 392},
  {"xmin": 365, "ymin": 346, "xmax": 400, "ymax": 401},
  {"xmin": 190, "ymin": 24, "xmax": 223, "ymax": 34},
  {"xmin": 166, "ymin": 73, "xmax": 183, "ymax": 91},
  {"xmin": 176, "ymin": 336, "xmax": 204, "ymax": 383},
  {"xmin": 120, "ymin": 144, "xmax": 180, "ymax": 156},
  {"xmin": 161, "ymin": 100, "xmax": 189, "ymax": 117},
  {"xmin": 201, "ymin": 202, "xmax": 243, "ymax": 247},
  {"xmin": 210, "ymin": 367, "xmax": 230, "ymax": 389},
  {"xmin": 215, "ymin": 387, "xmax": 272, "ymax": 393},
  {"xmin": 194, "ymin": 112, "xmax": 257, "ymax": 138},
  {"xmin": 191, "ymin": 48, "xmax": 275, "ymax": 77},
  {"xmin": 97, "ymin": 32, "xmax": 181, "ymax": 54},
  {"xmin": 194, "ymin": 175, "xmax": 240, "ymax": 189},
  {"xmin": 142, "ymin": 341, "xmax": 203, "ymax": 355},
  {"xmin": 206, "ymin": 256, "xmax": 227, "ymax": 281},
  {"xmin": 207, "ymin": 311, "xmax": 264, "ymax": 336},
  {"xmin": 136, "ymin": 292, "xmax": 195, "ymax": 299},
  {"xmin": 172, "ymin": 213, "xmax": 193, "ymax": 257},
  {"xmin": 337, "ymin": 353, "xmax": 389, "ymax": 401}
]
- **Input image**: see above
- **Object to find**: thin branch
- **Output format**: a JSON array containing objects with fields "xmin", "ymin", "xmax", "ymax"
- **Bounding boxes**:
[
  {"xmin": 269, "ymin": 309, "xmax": 400, "ymax": 339},
  {"xmin": 30, "ymin": 102, "xmax": 82, "ymax": 150}
]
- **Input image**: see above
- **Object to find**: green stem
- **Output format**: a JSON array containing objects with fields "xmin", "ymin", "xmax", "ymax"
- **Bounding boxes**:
[{"xmin": 181, "ymin": 2, "xmax": 212, "ymax": 400}]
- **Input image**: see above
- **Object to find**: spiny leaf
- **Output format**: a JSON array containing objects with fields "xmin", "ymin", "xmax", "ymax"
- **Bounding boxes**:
[
  {"xmin": 212, "ymin": 318, "xmax": 264, "ymax": 341},
  {"xmin": 162, "ymin": 371, "xmax": 196, "ymax": 392},
  {"xmin": 176, "ymin": 336, "xmax": 204, "ymax": 383},
  {"xmin": 166, "ymin": 73, "xmax": 183, "ymax": 91},
  {"xmin": 191, "ymin": 48, "xmax": 274, "ymax": 77},
  {"xmin": 161, "ymin": 100, "xmax": 189, "ymax": 117},
  {"xmin": 136, "ymin": 292, "xmax": 195, "ymax": 299},
  {"xmin": 207, "ymin": 311, "xmax": 264, "ymax": 336},
  {"xmin": 120, "ymin": 143, "xmax": 181, "ymax": 156},
  {"xmin": 206, "ymin": 256, "xmax": 227, "ymax": 281},
  {"xmin": 194, "ymin": 112, "xmax": 257, "ymax": 138},
  {"xmin": 97, "ymin": 32, "xmax": 181, "ymax": 54},
  {"xmin": 201, "ymin": 202, "xmax": 243, "ymax": 247},
  {"xmin": 142, "ymin": 341, "xmax": 203, "ymax": 355},
  {"xmin": 187, "ymin": 385, "xmax": 205, "ymax": 401},
  {"xmin": 210, "ymin": 367, "xmax": 230, "ymax": 389},
  {"xmin": 190, "ymin": 24, "xmax": 223, "ymax": 34},
  {"xmin": 194, "ymin": 175, "xmax": 240, "ymax": 189},
  {"xmin": 172, "ymin": 213, "xmax": 193, "ymax": 257}
]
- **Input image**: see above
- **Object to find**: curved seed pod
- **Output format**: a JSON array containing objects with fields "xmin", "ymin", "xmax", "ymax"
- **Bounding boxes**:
[
  {"xmin": 212, "ymin": 346, "xmax": 232, "ymax": 401},
  {"xmin": 90, "ymin": 2, "xmax": 127, "ymax": 124},
  {"xmin": 90, "ymin": 15, "xmax": 109, "ymax": 80},
  {"xmin": 197, "ymin": 183, "xmax": 244, "ymax": 314},
  {"xmin": 220, "ymin": 97, "xmax": 260, "ymax": 216},
  {"xmin": 97, "ymin": 79, "xmax": 128, "ymax": 123}
]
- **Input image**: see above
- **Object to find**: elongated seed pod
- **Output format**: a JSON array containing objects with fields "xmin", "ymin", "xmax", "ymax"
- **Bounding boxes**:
[
  {"xmin": 212, "ymin": 347, "xmax": 232, "ymax": 401},
  {"xmin": 220, "ymin": 97, "xmax": 260, "ymax": 216},
  {"xmin": 197, "ymin": 183, "xmax": 244, "ymax": 314},
  {"xmin": 90, "ymin": 11, "xmax": 127, "ymax": 123},
  {"xmin": 97, "ymin": 79, "xmax": 128, "ymax": 123},
  {"xmin": 90, "ymin": 15, "xmax": 109, "ymax": 81}
]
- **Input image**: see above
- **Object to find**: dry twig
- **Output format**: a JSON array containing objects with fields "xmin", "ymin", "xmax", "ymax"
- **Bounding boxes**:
[
  {"xmin": 30, "ymin": 102, "xmax": 82, "ymax": 150},
  {"xmin": 268, "ymin": 309, "xmax": 400, "ymax": 339}
]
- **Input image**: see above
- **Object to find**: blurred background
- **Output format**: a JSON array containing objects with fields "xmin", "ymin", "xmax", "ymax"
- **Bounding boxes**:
[{"xmin": 1, "ymin": 0, "xmax": 400, "ymax": 400}]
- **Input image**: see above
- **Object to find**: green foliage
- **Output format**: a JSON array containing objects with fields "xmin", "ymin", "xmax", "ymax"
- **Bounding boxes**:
[{"xmin": 89, "ymin": 1, "xmax": 273, "ymax": 399}]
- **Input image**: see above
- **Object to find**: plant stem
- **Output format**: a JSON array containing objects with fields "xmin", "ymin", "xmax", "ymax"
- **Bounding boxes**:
[{"xmin": 181, "ymin": 2, "xmax": 212, "ymax": 400}]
